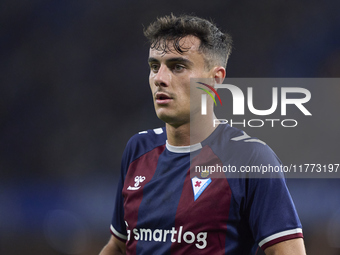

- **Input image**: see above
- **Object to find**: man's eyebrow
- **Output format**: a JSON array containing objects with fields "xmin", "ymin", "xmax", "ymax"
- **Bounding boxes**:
[
  {"xmin": 148, "ymin": 57, "xmax": 159, "ymax": 63},
  {"xmin": 166, "ymin": 57, "xmax": 193, "ymax": 65},
  {"xmin": 148, "ymin": 57, "xmax": 193, "ymax": 66}
]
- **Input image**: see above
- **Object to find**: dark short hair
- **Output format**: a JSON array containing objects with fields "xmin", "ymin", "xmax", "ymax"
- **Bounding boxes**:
[{"xmin": 144, "ymin": 14, "xmax": 232, "ymax": 69}]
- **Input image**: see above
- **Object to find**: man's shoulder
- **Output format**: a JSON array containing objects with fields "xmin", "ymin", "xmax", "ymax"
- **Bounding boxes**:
[
  {"xmin": 209, "ymin": 125, "xmax": 280, "ymax": 165},
  {"xmin": 127, "ymin": 127, "xmax": 166, "ymax": 145},
  {"xmin": 123, "ymin": 127, "xmax": 167, "ymax": 162},
  {"xmin": 213, "ymin": 125, "xmax": 268, "ymax": 150}
]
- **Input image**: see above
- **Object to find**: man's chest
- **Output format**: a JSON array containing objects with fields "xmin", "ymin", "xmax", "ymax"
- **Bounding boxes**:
[{"xmin": 122, "ymin": 151, "xmax": 234, "ymax": 253}]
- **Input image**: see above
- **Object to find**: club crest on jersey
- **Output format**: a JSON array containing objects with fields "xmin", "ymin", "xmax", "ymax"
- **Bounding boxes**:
[
  {"xmin": 127, "ymin": 176, "xmax": 146, "ymax": 190},
  {"xmin": 191, "ymin": 176, "xmax": 211, "ymax": 201}
]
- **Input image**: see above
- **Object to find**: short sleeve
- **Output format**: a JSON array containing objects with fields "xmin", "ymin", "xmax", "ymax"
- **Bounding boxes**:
[
  {"xmin": 110, "ymin": 171, "xmax": 127, "ymax": 242},
  {"xmin": 110, "ymin": 144, "xmax": 132, "ymax": 242},
  {"xmin": 246, "ymin": 145, "xmax": 303, "ymax": 251}
]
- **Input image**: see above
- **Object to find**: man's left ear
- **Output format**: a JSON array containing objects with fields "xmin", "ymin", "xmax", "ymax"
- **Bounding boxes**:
[{"xmin": 213, "ymin": 66, "xmax": 226, "ymax": 84}]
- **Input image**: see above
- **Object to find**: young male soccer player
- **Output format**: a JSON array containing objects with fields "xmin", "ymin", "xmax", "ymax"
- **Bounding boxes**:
[{"xmin": 99, "ymin": 14, "xmax": 306, "ymax": 255}]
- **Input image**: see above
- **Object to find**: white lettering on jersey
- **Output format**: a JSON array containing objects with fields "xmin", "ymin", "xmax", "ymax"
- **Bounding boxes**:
[
  {"xmin": 231, "ymin": 131, "xmax": 266, "ymax": 145},
  {"xmin": 153, "ymin": 128, "xmax": 163, "ymax": 134},
  {"xmin": 127, "ymin": 176, "xmax": 146, "ymax": 190},
  {"xmin": 126, "ymin": 223, "xmax": 208, "ymax": 249},
  {"xmin": 138, "ymin": 128, "xmax": 163, "ymax": 135}
]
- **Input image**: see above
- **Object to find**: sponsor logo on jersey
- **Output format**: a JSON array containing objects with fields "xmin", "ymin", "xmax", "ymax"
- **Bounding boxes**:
[
  {"xmin": 125, "ymin": 221, "xmax": 207, "ymax": 249},
  {"xmin": 127, "ymin": 176, "xmax": 146, "ymax": 190}
]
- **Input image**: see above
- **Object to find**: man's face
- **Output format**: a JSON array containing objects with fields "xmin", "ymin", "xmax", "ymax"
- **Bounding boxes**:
[{"xmin": 148, "ymin": 36, "xmax": 212, "ymax": 127}]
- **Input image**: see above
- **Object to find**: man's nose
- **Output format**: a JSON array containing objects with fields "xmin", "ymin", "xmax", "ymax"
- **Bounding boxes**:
[{"xmin": 154, "ymin": 65, "xmax": 170, "ymax": 87}]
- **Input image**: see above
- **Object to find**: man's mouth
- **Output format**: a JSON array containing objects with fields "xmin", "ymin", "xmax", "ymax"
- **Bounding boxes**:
[{"xmin": 155, "ymin": 92, "xmax": 173, "ymax": 104}]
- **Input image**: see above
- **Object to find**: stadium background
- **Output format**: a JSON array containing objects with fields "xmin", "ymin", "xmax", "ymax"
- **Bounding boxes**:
[{"xmin": 1, "ymin": 0, "xmax": 340, "ymax": 254}]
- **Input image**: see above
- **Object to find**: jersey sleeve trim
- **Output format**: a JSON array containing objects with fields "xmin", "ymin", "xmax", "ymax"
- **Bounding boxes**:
[
  {"xmin": 110, "ymin": 224, "xmax": 127, "ymax": 242},
  {"xmin": 259, "ymin": 228, "xmax": 303, "ymax": 250}
]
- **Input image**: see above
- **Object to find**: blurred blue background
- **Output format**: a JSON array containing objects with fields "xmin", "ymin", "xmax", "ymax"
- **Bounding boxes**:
[{"xmin": 1, "ymin": 0, "xmax": 340, "ymax": 254}]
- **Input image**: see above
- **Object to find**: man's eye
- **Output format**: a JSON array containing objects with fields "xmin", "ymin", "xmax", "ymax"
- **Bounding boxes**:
[
  {"xmin": 150, "ymin": 64, "xmax": 159, "ymax": 72},
  {"xmin": 174, "ymin": 65, "xmax": 184, "ymax": 71}
]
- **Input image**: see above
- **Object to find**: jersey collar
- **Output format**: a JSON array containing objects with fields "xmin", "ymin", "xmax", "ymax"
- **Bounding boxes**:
[{"xmin": 166, "ymin": 140, "xmax": 202, "ymax": 153}]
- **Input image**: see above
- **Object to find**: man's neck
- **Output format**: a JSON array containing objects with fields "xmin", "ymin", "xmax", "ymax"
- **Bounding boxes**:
[{"xmin": 165, "ymin": 113, "xmax": 217, "ymax": 146}]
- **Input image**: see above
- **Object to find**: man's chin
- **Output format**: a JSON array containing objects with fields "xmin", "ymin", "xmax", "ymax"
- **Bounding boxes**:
[
  {"xmin": 155, "ymin": 108, "xmax": 173, "ymax": 121},
  {"xmin": 156, "ymin": 112, "xmax": 189, "ymax": 127},
  {"xmin": 156, "ymin": 112, "xmax": 174, "ymax": 124}
]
